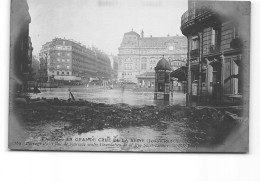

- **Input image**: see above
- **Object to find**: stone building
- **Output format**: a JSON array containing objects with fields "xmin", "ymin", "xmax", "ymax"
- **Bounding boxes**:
[
  {"xmin": 39, "ymin": 38, "xmax": 112, "ymax": 83},
  {"xmin": 180, "ymin": 0, "xmax": 250, "ymax": 104},
  {"xmin": 118, "ymin": 30, "xmax": 187, "ymax": 83},
  {"xmin": 10, "ymin": 0, "xmax": 33, "ymax": 92}
]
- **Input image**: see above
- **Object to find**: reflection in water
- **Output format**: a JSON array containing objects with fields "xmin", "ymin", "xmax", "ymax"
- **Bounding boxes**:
[{"xmin": 30, "ymin": 87, "xmax": 186, "ymax": 106}]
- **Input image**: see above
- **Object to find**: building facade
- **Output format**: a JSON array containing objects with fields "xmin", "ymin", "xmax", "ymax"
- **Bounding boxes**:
[
  {"xmin": 39, "ymin": 38, "xmax": 112, "ymax": 83},
  {"xmin": 118, "ymin": 30, "xmax": 187, "ymax": 83},
  {"xmin": 10, "ymin": 0, "xmax": 33, "ymax": 92},
  {"xmin": 180, "ymin": 0, "xmax": 250, "ymax": 104}
]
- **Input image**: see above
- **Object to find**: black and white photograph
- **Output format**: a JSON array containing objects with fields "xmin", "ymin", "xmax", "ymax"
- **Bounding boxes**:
[{"xmin": 8, "ymin": 0, "xmax": 250, "ymax": 152}]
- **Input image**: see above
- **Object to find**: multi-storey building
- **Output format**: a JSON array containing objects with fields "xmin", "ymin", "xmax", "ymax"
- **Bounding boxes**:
[
  {"xmin": 180, "ymin": 0, "xmax": 250, "ymax": 104},
  {"xmin": 10, "ymin": 0, "xmax": 33, "ymax": 92},
  {"xmin": 118, "ymin": 30, "xmax": 187, "ymax": 83},
  {"xmin": 39, "ymin": 38, "xmax": 112, "ymax": 83}
]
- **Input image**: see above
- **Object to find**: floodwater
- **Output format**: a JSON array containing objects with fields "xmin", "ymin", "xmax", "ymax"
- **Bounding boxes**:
[
  {"xmin": 22, "ymin": 86, "xmax": 207, "ymax": 152},
  {"xmin": 30, "ymin": 86, "xmax": 186, "ymax": 106}
]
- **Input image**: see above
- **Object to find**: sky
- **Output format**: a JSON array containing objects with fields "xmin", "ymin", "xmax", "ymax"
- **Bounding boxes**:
[{"xmin": 27, "ymin": 0, "xmax": 188, "ymax": 56}]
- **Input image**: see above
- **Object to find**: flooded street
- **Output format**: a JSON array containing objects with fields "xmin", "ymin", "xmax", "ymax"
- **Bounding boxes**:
[
  {"xmin": 30, "ymin": 86, "xmax": 186, "ymax": 106},
  {"xmin": 9, "ymin": 86, "xmax": 242, "ymax": 152}
]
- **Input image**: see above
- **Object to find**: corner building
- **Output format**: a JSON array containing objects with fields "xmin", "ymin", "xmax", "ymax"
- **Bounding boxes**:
[
  {"xmin": 180, "ymin": 0, "xmax": 250, "ymax": 104},
  {"xmin": 118, "ymin": 30, "xmax": 187, "ymax": 83},
  {"xmin": 39, "ymin": 38, "xmax": 111, "ymax": 82}
]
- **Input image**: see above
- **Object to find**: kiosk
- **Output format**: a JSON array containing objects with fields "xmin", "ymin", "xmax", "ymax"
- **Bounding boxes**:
[{"xmin": 154, "ymin": 56, "xmax": 171, "ymax": 101}]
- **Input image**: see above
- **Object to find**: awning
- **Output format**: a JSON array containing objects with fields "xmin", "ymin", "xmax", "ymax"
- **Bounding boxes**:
[{"xmin": 170, "ymin": 66, "xmax": 187, "ymax": 81}]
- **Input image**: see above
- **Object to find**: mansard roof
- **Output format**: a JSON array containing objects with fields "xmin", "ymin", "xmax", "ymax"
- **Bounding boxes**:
[{"xmin": 139, "ymin": 36, "xmax": 186, "ymax": 48}]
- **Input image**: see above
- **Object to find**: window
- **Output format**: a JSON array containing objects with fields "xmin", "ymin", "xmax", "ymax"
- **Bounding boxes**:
[
  {"xmin": 67, "ymin": 53, "xmax": 70, "ymax": 56},
  {"xmin": 141, "ymin": 57, "xmax": 147, "ymax": 70},
  {"xmin": 233, "ymin": 23, "xmax": 240, "ymax": 39},
  {"xmin": 57, "ymin": 65, "xmax": 60, "ymax": 69},
  {"xmin": 211, "ymin": 28, "xmax": 216, "ymax": 46},
  {"xmin": 67, "ymin": 66, "xmax": 70, "ymax": 69},
  {"xmin": 191, "ymin": 36, "xmax": 199, "ymax": 50},
  {"xmin": 67, "ymin": 59, "xmax": 70, "ymax": 62},
  {"xmin": 168, "ymin": 46, "xmax": 174, "ymax": 51},
  {"xmin": 67, "ymin": 72, "xmax": 69, "ymax": 75},
  {"xmin": 57, "ymin": 71, "xmax": 59, "ymax": 75},
  {"xmin": 62, "ymin": 59, "xmax": 65, "ymax": 62},
  {"xmin": 62, "ymin": 72, "xmax": 64, "ymax": 75},
  {"xmin": 149, "ymin": 57, "xmax": 156, "ymax": 70},
  {"xmin": 58, "ymin": 52, "xmax": 60, "ymax": 56},
  {"xmin": 57, "ymin": 58, "xmax": 60, "ymax": 61}
]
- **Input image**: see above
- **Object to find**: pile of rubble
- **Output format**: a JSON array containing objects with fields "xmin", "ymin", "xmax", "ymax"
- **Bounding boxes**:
[{"xmin": 13, "ymin": 97, "xmax": 243, "ymax": 145}]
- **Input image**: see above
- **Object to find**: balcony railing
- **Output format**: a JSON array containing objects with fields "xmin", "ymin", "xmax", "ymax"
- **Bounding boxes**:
[
  {"xmin": 181, "ymin": 7, "xmax": 211, "ymax": 26},
  {"xmin": 181, "ymin": 9, "xmax": 195, "ymax": 25}
]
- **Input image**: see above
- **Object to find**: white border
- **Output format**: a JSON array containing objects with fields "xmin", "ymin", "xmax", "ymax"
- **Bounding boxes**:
[{"xmin": 1, "ymin": 0, "xmax": 260, "ymax": 183}]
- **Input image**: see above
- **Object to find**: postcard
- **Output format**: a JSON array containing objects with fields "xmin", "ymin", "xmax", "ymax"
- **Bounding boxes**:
[{"xmin": 9, "ymin": 0, "xmax": 250, "ymax": 152}]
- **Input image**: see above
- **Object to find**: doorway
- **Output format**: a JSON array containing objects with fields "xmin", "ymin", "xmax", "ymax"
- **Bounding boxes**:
[{"xmin": 212, "ymin": 65, "xmax": 221, "ymax": 101}]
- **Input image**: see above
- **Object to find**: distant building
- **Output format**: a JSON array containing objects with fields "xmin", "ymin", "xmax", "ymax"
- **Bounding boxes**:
[
  {"xmin": 10, "ymin": 0, "xmax": 33, "ymax": 92},
  {"xmin": 118, "ymin": 30, "xmax": 187, "ymax": 83},
  {"xmin": 31, "ymin": 55, "xmax": 40, "ymax": 80},
  {"xmin": 180, "ymin": 0, "xmax": 250, "ymax": 104},
  {"xmin": 39, "ymin": 38, "xmax": 112, "ymax": 83}
]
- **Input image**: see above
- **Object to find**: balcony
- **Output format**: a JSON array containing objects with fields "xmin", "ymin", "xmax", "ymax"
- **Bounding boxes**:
[
  {"xmin": 180, "ymin": 6, "xmax": 213, "ymax": 35},
  {"xmin": 181, "ymin": 9, "xmax": 196, "ymax": 26}
]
